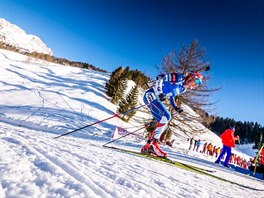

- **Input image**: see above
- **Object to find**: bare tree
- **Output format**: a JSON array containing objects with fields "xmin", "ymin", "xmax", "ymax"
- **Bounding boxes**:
[{"xmin": 157, "ymin": 40, "xmax": 219, "ymax": 137}]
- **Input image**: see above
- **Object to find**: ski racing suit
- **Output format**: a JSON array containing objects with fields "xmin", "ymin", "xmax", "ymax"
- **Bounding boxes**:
[{"xmin": 142, "ymin": 73, "xmax": 186, "ymax": 157}]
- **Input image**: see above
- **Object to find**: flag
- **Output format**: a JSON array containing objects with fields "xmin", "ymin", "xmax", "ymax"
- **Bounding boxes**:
[{"xmin": 112, "ymin": 127, "xmax": 129, "ymax": 139}]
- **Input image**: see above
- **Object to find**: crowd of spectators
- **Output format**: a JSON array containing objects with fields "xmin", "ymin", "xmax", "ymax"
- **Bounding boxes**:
[{"xmin": 188, "ymin": 137, "xmax": 250, "ymax": 169}]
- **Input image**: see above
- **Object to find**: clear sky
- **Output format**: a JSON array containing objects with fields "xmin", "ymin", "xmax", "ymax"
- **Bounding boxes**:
[{"xmin": 1, "ymin": 0, "xmax": 263, "ymax": 125}]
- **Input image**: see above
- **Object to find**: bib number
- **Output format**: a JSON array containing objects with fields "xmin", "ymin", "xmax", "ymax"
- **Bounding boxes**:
[{"xmin": 146, "ymin": 92, "xmax": 157, "ymax": 103}]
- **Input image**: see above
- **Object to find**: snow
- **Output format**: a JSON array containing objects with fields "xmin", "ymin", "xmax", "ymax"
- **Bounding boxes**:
[
  {"xmin": 0, "ymin": 49, "xmax": 263, "ymax": 198},
  {"xmin": 0, "ymin": 18, "xmax": 53, "ymax": 55},
  {"xmin": 235, "ymin": 143, "xmax": 258, "ymax": 158}
]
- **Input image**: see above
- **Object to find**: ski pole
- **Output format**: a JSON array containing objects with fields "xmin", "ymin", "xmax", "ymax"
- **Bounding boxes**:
[
  {"xmin": 103, "ymin": 125, "xmax": 146, "ymax": 147},
  {"xmin": 54, "ymin": 104, "xmax": 147, "ymax": 139},
  {"xmin": 253, "ymin": 143, "xmax": 264, "ymax": 176}
]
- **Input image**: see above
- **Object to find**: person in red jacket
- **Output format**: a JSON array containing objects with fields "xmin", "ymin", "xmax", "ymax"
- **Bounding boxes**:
[{"xmin": 215, "ymin": 127, "xmax": 239, "ymax": 167}]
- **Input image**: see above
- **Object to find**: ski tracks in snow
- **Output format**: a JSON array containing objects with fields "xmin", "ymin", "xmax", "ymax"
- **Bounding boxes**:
[
  {"xmin": 1, "ymin": 131, "xmax": 102, "ymax": 197},
  {"xmin": 1, "ymin": 124, "xmax": 264, "ymax": 198},
  {"xmin": 0, "ymin": 125, "xmax": 208, "ymax": 198},
  {"xmin": 0, "ymin": 126, "xmax": 173, "ymax": 198}
]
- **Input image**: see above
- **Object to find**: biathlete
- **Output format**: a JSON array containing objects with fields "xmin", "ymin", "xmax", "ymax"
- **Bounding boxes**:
[{"xmin": 141, "ymin": 72, "xmax": 203, "ymax": 157}]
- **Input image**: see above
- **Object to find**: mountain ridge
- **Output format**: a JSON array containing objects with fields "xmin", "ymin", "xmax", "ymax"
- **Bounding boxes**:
[{"xmin": 0, "ymin": 18, "xmax": 53, "ymax": 55}]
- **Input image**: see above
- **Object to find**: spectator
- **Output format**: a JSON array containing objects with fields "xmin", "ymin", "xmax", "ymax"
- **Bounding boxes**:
[
  {"xmin": 193, "ymin": 139, "xmax": 198, "ymax": 151},
  {"xmin": 188, "ymin": 137, "xmax": 194, "ymax": 150},
  {"xmin": 242, "ymin": 159, "xmax": 248, "ymax": 169},
  {"xmin": 234, "ymin": 154, "xmax": 237, "ymax": 165},
  {"xmin": 207, "ymin": 143, "xmax": 212, "ymax": 156},
  {"xmin": 212, "ymin": 146, "xmax": 216, "ymax": 156},
  {"xmin": 229, "ymin": 154, "xmax": 235, "ymax": 164},
  {"xmin": 236, "ymin": 156, "xmax": 242, "ymax": 166},
  {"xmin": 215, "ymin": 127, "xmax": 239, "ymax": 167},
  {"xmin": 195, "ymin": 139, "xmax": 201, "ymax": 152},
  {"xmin": 202, "ymin": 142, "xmax": 208, "ymax": 154},
  {"xmin": 215, "ymin": 147, "xmax": 221, "ymax": 158}
]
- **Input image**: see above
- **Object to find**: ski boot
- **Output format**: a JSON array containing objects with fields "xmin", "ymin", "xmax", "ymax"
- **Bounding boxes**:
[{"xmin": 151, "ymin": 139, "xmax": 167, "ymax": 158}]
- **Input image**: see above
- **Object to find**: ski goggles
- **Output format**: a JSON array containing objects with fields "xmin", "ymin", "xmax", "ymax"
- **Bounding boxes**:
[{"xmin": 195, "ymin": 78, "xmax": 202, "ymax": 85}]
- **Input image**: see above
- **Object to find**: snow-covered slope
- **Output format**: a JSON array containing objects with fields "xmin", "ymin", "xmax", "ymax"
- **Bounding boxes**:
[
  {"xmin": 0, "ymin": 18, "xmax": 52, "ymax": 55},
  {"xmin": 0, "ymin": 49, "xmax": 263, "ymax": 198}
]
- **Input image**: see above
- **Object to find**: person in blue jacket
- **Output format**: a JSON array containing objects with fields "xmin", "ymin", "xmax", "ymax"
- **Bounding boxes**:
[{"xmin": 141, "ymin": 72, "xmax": 203, "ymax": 157}]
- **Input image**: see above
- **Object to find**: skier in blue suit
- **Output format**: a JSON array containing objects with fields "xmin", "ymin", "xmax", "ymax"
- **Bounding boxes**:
[{"xmin": 141, "ymin": 72, "xmax": 203, "ymax": 157}]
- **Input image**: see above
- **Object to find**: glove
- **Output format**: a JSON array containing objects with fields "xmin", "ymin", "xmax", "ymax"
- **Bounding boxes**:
[
  {"xmin": 175, "ymin": 107, "xmax": 183, "ymax": 114},
  {"xmin": 158, "ymin": 93, "xmax": 166, "ymax": 101}
]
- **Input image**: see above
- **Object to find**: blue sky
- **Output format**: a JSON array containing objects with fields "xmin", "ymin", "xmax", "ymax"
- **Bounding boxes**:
[{"xmin": 1, "ymin": 0, "xmax": 263, "ymax": 125}]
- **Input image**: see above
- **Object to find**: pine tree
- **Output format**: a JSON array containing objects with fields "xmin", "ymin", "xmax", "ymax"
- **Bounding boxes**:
[
  {"xmin": 118, "ymin": 98, "xmax": 130, "ymax": 116},
  {"xmin": 125, "ymin": 85, "xmax": 139, "ymax": 121},
  {"xmin": 111, "ymin": 80, "xmax": 126, "ymax": 105},
  {"xmin": 105, "ymin": 66, "xmax": 124, "ymax": 97},
  {"xmin": 117, "ymin": 85, "xmax": 139, "ymax": 121}
]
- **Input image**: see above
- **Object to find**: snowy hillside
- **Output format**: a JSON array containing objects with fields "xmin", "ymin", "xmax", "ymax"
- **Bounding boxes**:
[
  {"xmin": 0, "ymin": 49, "xmax": 263, "ymax": 198},
  {"xmin": 0, "ymin": 18, "xmax": 52, "ymax": 55}
]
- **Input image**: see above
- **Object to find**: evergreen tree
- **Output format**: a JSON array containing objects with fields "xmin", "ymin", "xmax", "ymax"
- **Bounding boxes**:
[
  {"xmin": 105, "ymin": 66, "xmax": 149, "ymax": 121},
  {"xmin": 121, "ymin": 66, "xmax": 131, "ymax": 80},
  {"xmin": 105, "ymin": 66, "xmax": 124, "ymax": 97},
  {"xmin": 117, "ymin": 85, "xmax": 139, "ymax": 121},
  {"xmin": 111, "ymin": 79, "xmax": 126, "ymax": 105},
  {"xmin": 106, "ymin": 66, "xmax": 149, "ymax": 98},
  {"xmin": 125, "ymin": 85, "xmax": 139, "ymax": 120}
]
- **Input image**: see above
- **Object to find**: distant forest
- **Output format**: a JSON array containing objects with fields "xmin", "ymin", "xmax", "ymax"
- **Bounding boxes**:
[{"xmin": 0, "ymin": 41, "xmax": 106, "ymax": 72}]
